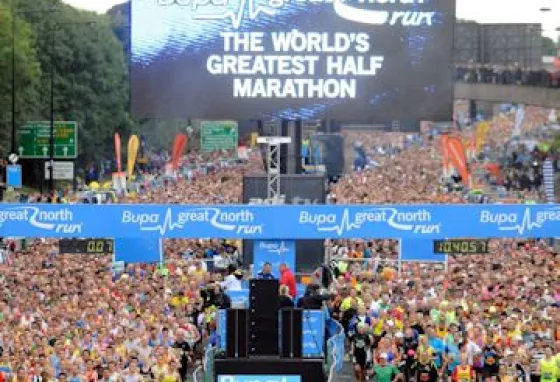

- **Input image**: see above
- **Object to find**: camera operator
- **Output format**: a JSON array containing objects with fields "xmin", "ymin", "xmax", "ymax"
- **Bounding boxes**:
[
  {"xmin": 297, "ymin": 284, "xmax": 333, "ymax": 310},
  {"xmin": 201, "ymin": 282, "xmax": 231, "ymax": 309}
]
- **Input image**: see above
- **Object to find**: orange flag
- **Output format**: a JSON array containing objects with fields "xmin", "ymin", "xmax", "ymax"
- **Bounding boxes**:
[
  {"xmin": 114, "ymin": 133, "xmax": 122, "ymax": 173},
  {"xmin": 171, "ymin": 134, "xmax": 188, "ymax": 170},
  {"xmin": 446, "ymin": 136, "xmax": 469, "ymax": 184}
]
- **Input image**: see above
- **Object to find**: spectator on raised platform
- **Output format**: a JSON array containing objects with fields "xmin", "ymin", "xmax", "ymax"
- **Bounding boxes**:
[
  {"xmin": 279, "ymin": 263, "xmax": 297, "ymax": 298},
  {"xmin": 278, "ymin": 285, "xmax": 295, "ymax": 309},
  {"xmin": 257, "ymin": 262, "xmax": 275, "ymax": 280}
]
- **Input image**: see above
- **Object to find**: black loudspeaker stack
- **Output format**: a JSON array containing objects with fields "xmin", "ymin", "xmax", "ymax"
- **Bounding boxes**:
[
  {"xmin": 249, "ymin": 279, "xmax": 280, "ymax": 356},
  {"xmin": 225, "ymin": 280, "xmax": 307, "ymax": 360},
  {"xmin": 279, "ymin": 308, "xmax": 303, "ymax": 358},
  {"xmin": 226, "ymin": 309, "xmax": 248, "ymax": 358}
]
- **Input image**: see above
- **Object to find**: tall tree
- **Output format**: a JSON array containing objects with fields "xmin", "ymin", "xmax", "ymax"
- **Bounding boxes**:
[
  {"xmin": 6, "ymin": 0, "xmax": 133, "ymax": 165},
  {"xmin": 0, "ymin": 0, "xmax": 41, "ymax": 157}
]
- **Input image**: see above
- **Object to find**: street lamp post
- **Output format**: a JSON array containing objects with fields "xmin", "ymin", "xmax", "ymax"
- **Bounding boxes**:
[
  {"xmin": 11, "ymin": 12, "xmax": 15, "ymax": 155},
  {"xmin": 49, "ymin": 20, "xmax": 95, "ymax": 194},
  {"xmin": 49, "ymin": 24, "xmax": 56, "ymax": 194}
]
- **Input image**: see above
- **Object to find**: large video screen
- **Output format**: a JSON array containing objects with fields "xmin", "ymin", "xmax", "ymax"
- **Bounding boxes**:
[{"xmin": 131, "ymin": 0, "xmax": 455, "ymax": 123}]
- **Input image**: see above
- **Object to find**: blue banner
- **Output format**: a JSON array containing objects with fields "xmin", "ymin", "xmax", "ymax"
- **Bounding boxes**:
[
  {"xmin": 114, "ymin": 238, "xmax": 162, "ymax": 263},
  {"xmin": 302, "ymin": 310, "xmax": 325, "ymax": 358},
  {"xmin": 225, "ymin": 290, "xmax": 249, "ymax": 308},
  {"xmin": 217, "ymin": 309, "xmax": 226, "ymax": 350},
  {"xmin": 217, "ymin": 376, "xmax": 301, "ymax": 382},
  {"xmin": 7, "ymin": 165, "xmax": 22, "ymax": 189},
  {"xmin": 400, "ymin": 238, "xmax": 444, "ymax": 262},
  {"xmin": 253, "ymin": 240, "xmax": 295, "ymax": 278},
  {"xmin": 0, "ymin": 204, "xmax": 559, "ymax": 239}
]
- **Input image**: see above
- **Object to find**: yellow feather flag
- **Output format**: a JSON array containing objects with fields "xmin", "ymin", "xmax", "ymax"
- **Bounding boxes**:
[
  {"xmin": 127, "ymin": 135, "xmax": 140, "ymax": 177},
  {"xmin": 475, "ymin": 122, "xmax": 490, "ymax": 153}
]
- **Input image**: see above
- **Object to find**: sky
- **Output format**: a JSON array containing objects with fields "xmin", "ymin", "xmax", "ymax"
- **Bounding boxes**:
[{"xmin": 63, "ymin": 0, "xmax": 560, "ymax": 39}]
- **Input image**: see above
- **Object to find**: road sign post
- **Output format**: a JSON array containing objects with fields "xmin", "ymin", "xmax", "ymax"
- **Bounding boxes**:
[
  {"xmin": 44, "ymin": 161, "xmax": 75, "ymax": 180},
  {"xmin": 17, "ymin": 121, "xmax": 77, "ymax": 159},
  {"xmin": 200, "ymin": 121, "xmax": 238, "ymax": 151}
]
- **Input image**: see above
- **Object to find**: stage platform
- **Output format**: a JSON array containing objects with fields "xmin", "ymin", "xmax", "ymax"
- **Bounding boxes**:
[{"xmin": 215, "ymin": 358, "xmax": 325, "ymax": 382}]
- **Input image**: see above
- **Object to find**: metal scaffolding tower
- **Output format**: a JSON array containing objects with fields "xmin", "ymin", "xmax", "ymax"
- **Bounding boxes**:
[{"xmin": 257, "ymin": 136, "xmax": 291, "ymax": 203}]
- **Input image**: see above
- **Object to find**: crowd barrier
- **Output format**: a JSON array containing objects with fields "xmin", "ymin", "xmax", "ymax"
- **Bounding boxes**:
[
  {"xmin": 326, "ymin": 318, "xmax": 345, "ymax": 378},
  {"xmin": 0, "ymin": 204, "xmax": 558, "ymax": 239}
]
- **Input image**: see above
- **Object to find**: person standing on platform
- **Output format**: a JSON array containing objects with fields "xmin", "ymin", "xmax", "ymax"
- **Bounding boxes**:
[
  {"xmin": 222, "ymin": 266, "xmax": 243, "ymax": 291},
  {"xmin": 257, "ymin": 262, "xmax": 275, "ymax": 279},
  {"xmin": 279, "ymin": 263, "xmax": 297, "ymax": 298}
]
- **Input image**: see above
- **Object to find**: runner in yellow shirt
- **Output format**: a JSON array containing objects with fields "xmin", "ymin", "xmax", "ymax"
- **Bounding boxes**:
[{"xmin": 539, "ymin": 348, "xmax": 558, "ymax": 382}]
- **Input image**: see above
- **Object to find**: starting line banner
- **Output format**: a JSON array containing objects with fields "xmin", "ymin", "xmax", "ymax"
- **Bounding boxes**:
[{"xmin": 0, "ymin": 204, "xmax": 559, "ymax": 239}]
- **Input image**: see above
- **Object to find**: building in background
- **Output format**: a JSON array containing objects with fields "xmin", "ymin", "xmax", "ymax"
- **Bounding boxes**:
[{"xmin": 455, "ymin": 23, "xmax": 542, "ymax": 68}]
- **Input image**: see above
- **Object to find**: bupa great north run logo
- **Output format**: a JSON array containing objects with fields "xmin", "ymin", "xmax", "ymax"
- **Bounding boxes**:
[
  {"xmin": 121, "ymin": 207, "xmax": 263, "ymax": 236},
  {"xmin": 157, "ymin": 0, "xmax": 436, "ymax": 30},
  {"xmin": 298, "ymin": 207, "xmax": 440, "ymax": 235},
  {"xmin": 217, "ymin": 376, "xmax": 301, "ymax": 382},
  {"xmin": 0, "ymin": 206, "xmax": 82, "ymax": 234},
  {"xmin": 259, "ymin": 241, "xmax": 290, "ymax": 254},
  {"xmin": 479, "ymin": 207, "xmax": 560, "ymax": 235}
]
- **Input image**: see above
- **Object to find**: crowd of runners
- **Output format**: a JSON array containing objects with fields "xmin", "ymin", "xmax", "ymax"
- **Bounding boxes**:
[{"xmin": 0, "ymin": 105, "xmax": 558, "ymax": 382}]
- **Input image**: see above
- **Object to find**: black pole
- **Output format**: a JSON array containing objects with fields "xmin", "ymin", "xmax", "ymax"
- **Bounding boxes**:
[
  {"xmin": 49, "ymin": 25, "xmax": 56, "ymax": 194},
  {"xmin": 11, "ymin": 8, "xmax": 16, "ymax": 154}
]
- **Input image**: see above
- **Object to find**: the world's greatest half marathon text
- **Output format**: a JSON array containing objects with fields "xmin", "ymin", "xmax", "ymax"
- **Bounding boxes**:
[{"xmin": 208, "ymin": 31, "xmax": 384, "ymax": 99}]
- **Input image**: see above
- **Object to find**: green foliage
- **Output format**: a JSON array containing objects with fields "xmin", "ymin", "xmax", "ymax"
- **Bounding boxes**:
[
  {"xmin": 0, "ymin": 0, "xmax": 41, "ymax": 157},
  {"xmin": 542, "ymin": 36, "xmax": 557, "ymax": 56},
  {"xmin": 132, "ymin": 118, "xmax": 194, "ymax": 152},
  {"xmin": 551, "ymin": 134, "xmax": 560, "ymax": 154},
  {"xmin": 0, "ymin": 0, "xmax": 133, "ymax": 163}
]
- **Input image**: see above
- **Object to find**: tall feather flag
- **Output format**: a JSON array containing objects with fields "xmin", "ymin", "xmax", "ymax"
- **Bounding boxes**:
[
  {"xmin": 114, "ymin": 133, "xmax": 122, "ymax": 174},
  {"xmin": 127, "ymin": 135, "xmax": 140, "ymax": 177},
  {"xmin": 475, "ymin": 121, "xmax": 490, "ymax": 153},
  {"xmin": 446, "ymin": 136, "xmax": 470, "ymax": 185},
  {"xmin": 171, "ymin": 134, "xmax": 188, "ymax": 170}
]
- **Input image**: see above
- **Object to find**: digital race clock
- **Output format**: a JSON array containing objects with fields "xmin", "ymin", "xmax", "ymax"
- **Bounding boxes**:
[
  {"xmin": 433, "ymin": 239, "xmax": 489, "ymax": 254},
  {"xmin": 59, "ymin": 239, "xmax": 114, "ymax": 254}
]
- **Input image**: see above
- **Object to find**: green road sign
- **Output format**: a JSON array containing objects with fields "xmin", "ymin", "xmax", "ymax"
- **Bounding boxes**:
[
  {"xmin": 200, "ymin": 121, "xmax": 238, "ymax": 151},
  {"xmin": 17, "ymin": 121, "xmax": 78, "ymax": 159}
]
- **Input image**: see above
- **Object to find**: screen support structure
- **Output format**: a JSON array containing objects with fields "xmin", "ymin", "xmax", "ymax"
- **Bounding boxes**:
[
  {"xmin": 254, "ymin": 136, "xmax": 295, "ymax": 278},
  {"xmin": 257, "ymin": 136, "xmax": 291, "ymax": 203}
]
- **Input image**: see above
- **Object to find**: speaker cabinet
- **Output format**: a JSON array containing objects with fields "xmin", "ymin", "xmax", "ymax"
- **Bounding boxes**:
[
  {"xmin": 249, "ymin": 279, "xmax": 280, "ymax": 356},
  {"xmin": 280, "ymin": 120, "xmax": 303, "ymax": 175},
  {"xmin": 225, "ymin": 309, "xmax": 248, "ymax": 358},
  {"xmin": 279, "ymin": 308, "xmax": 303, "ymax": 358},
  {"xmin": 250, "ymin": 279, "xmax": 279, "ymax": 309}
]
